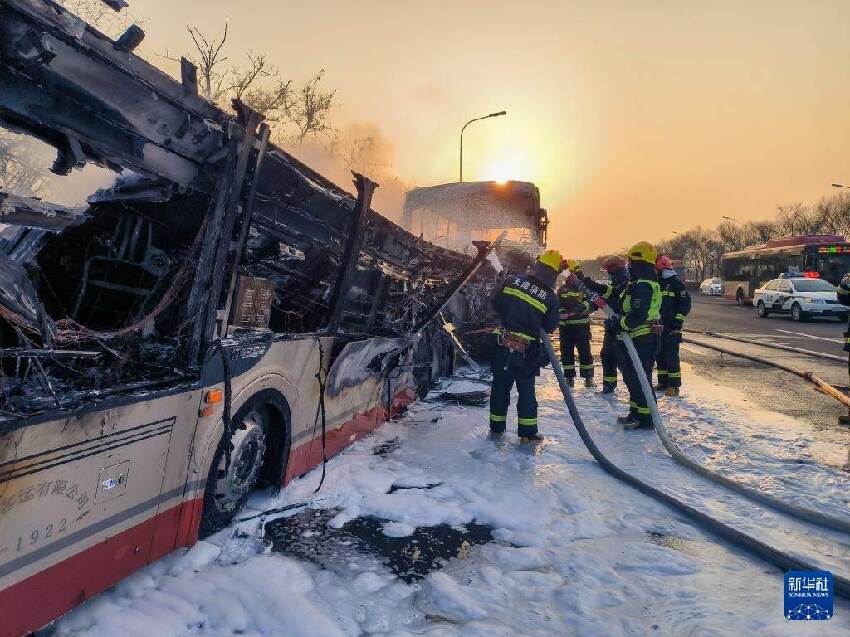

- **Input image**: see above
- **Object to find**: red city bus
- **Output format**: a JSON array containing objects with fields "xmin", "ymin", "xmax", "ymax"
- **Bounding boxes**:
[{"xmin": 721, "ymin": 235, "xmax": 850, "ymax": 304}]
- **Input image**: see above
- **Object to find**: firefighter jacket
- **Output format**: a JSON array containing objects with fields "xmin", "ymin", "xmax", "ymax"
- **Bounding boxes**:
[
  {"xmin": 659, "ymin": 274, "xmax": 691, "ymax": 330},
  {"xmin": 492, "ymin": 268, "xmax": 560, "ymax": 342},
  {"xmin": 557, "ymin": 280, "xmax": 591, "ymax": 326},
  {"xmin": 617, "ymin": 261, "xmax": 662, "ymax": 339},
  {"xmin": 838, "ymin": 273, "xmax": 850, "ymax": 352},
  {"xmin": 582, "ymin": 272, "xmax": 628, "ymax": 316}
]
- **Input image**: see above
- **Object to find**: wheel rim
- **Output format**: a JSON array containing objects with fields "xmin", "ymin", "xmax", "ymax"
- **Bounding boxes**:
[
  {"xmin": 212, "ymin": 410, "xmax": 267, "ymax": 514},
  {"xmin": 793, "ymin": 305, "xmax": 801, "ymax": 320}
]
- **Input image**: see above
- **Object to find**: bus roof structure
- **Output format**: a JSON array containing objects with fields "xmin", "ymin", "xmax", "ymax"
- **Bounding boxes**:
[{"xmin": 723, "ymin": 234, "xmax": 848, "ymax": 258}]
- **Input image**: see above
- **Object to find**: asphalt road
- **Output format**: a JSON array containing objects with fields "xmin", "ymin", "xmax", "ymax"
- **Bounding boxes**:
[{"xmin": 686, "ymin": 293, "xmax": 847, "ymax": 357}]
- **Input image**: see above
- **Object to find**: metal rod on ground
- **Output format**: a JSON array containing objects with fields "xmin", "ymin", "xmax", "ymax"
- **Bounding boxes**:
[
  {"xmin": 564, "ymin": 270, "xmax": 850, "ymax": 532},
  {"xmin": 538, "ymin": 327, "xmax": 850, "ymax": 598},
  {"xmin": 684, "ymin": 335, "xmax": 850, "ymax": 472},
  {"xmin": 685, "ymin": 328, "xmax": 845, "ymax": 363},
  {"xmin": 683, "ymin": 336, "xmax": 850, "ymax": 411}
]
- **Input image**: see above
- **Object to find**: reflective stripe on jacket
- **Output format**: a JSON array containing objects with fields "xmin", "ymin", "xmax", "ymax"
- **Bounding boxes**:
[
  {"xmin": 558, "ymin": 285, "xmax": 591, "ymax": 326},
  {"xmin": 492, "ymin": 274, "xmax": 560, "ymax": 340},
  {"xmin": 659, "ymin": 275, "xmax": 691, "ymax": 329},
  {"xmin": 618, "ymin": 277, "xmax": 662, "ymax": 338}
]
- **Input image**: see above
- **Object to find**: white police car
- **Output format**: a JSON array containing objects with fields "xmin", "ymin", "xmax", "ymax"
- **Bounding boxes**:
[
  {"xmin": 754, "ymin": 275, "xmax": 848, "ymax": 322},
  {"xmin": 699, "ymin": 277, "xmax": 723, "ymax": 296}
]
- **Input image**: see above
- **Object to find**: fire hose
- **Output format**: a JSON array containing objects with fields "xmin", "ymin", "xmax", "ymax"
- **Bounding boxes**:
[
  {"xmin": 563, "ymin": 271, "xmax": 850, "ymax": 536},
  {"xmin": 539, "ymin": 326, "xmax": 850, "ymax": 597}
]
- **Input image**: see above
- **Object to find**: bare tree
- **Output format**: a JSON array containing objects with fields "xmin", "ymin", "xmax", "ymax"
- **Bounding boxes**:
[
  {"xmin": 167, "ymin": 24, "xmax": 335, "ymax": 144},
  {"xmin": 743, "ymin": 220, "xmax": 776, "ymax": 244},
  {"xmin": 774, "ymin": 202, "xmax": 821, "ymax": 236},
  {"xmin": 291, "ymin": 70, "xmax": 336, "ymax": 143},
  {"xmin": 655, "ymin": 190, "xmax": 850, "ymax": 280},
  {"xmin": 716, "ymin": 219, "xmax": 747, "ymax": 251},
  {"xmin": 812, "ymin": 193, "xmax": 850, "ymax": 237},
  {"xmin": 229, "ymin": 54, "xmax": 294, "ymax": 123},
  {"xmin": 171, "ymin": 24, "xmax": 230, "ymax": 102},
  {"xmin": 680, "ymin": 228, "xmax": 724, "ymax": 280},
  {"xmin": 341, "ymin": 136, "xmax": 377, "ymax": 171},
  {"xmin": 189, "ymin": 24, "xmax": 230, "ymax": 101}
]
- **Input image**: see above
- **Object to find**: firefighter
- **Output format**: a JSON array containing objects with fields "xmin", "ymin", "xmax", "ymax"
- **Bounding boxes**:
[
  {"xmin": 609, "ymin": 241, "xmax": 662, "ymax": 430},
  {"xmin": 558, "ymin": 260, "xmax": 595, "ymax": 388},
  {"xmin": 655, "ymin": 255, "xmax": 691, "ymax": 396},
  {"xmin": 489, "ymin": 250, "xmax": 562, "ymax": 442},
  {"xmin": 577, "ymin": 255, "xmax": 630, "ymax": 393},
  {"xmin": 838, "ymin": 273, "xmax": 850, "ymax": 424}
]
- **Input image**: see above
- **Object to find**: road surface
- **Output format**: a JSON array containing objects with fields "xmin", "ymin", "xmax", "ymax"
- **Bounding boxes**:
[
  {"xmin": 687, "ymin": 293, "xmax": 847, "ymax": 357},
  {"xmin": 668, "ymin": 294, "xmax": 850, "ymax": 451}
]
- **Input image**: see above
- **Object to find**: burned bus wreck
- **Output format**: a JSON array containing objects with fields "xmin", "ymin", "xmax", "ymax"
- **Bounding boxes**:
[
  {"xmin": 0, "ymin": 2, "xmax": 540, "ymax": 635},
  {"xmin": 0, "ymin": 155, "xmax": 476, "ymax": 416}
]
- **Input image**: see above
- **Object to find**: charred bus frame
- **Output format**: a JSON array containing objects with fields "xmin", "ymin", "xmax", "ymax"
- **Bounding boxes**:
[{"xmin": 0, "ymin": 2, "xmax": 502, "ymax": 634}]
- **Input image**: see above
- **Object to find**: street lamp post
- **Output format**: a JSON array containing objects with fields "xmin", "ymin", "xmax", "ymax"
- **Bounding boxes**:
[{"xmin": 459, "ymin": 110, "xmax": 506, "ymax": 182}]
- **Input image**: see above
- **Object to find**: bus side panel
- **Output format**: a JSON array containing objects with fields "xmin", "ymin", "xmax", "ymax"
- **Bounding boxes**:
[
  {"xmin": 0, "ymin": 387, "xmax": 202, "ymax": 637},
  {"xmin": 285, "ymin": 336, "xmax": 418, "ymax": 483},
  {"xmin": 179, "ymin": 338, "xmax": 323, "ymax": 518}
]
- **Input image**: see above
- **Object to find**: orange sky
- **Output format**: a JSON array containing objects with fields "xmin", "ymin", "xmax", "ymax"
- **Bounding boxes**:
[{"xmin": 77, "ymin": 1, "xmax": 850, "ymax": 256}]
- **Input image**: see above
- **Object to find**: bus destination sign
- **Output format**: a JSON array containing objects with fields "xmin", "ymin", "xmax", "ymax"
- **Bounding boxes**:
[{"xmin": 817, "ymin": 245, "xmax": 850, "ymax": 254}]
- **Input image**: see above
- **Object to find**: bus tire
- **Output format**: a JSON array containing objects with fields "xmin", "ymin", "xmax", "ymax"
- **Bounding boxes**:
[
  {"xmin": 735, "ymin": 288, "xmax": 745, "ymax": 305},
  {"xmin": 199, "ymin": 402, "xmax": 270, "ymax": 538},
  {"xmin": 756, "ymin": 301, "xmax": 769, "ymax": 318},
  {"xmin": 791, "ymin": 303, "xmax": 806, "ymax": 322}
]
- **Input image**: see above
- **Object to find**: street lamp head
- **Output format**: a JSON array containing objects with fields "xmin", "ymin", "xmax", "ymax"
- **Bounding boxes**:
[
  {"xmin": 832, "ymin": 183, "xmax": 847, "ymax": 189},
  {"xmin": 459, "ymin": 110, "xmax": 508, "ymax": 182}
]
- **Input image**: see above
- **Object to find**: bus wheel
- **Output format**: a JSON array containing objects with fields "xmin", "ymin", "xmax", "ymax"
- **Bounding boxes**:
[
  {"xmin": 735, "ymin": 289, "xmax": 745, "ymax": 305},
  {"xmin": 756, "ymin": 301, "xmax": 769, "ymax": 318},
  {"xmin": 791, "ymin": 303, "xmax": 806, "ymax": 322},
  {"xmin": 200, "ymin": 406, "xmax": 269, "ymax": 537}
]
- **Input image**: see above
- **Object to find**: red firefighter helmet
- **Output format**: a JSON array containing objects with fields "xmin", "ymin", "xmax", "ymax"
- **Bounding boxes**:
[
  {"xmin": 601, "ymin": 255, "xmax": 627, "ymax": 273},
  {"xmin": 655, "ymin": 255, "xmax": 674, "ymax": 271}
]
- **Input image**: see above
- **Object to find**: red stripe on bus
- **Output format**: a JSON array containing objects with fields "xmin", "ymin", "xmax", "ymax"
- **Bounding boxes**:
[
  {"xmin": 284, "ymin": 387, "xmax": 417, "ymax": 484},
  {"xmin": 0, "ymin": 386, "xmax": 417, "ymax": 637},
  {"xmin": 0, "ymin": 499, "xmax": 194, "ymax": 637}
]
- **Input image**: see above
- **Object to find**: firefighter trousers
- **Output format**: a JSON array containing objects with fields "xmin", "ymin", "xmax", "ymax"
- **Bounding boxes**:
[
  {"xmin": 601, "ymin": 328, "xmax": 619, "ymax": 387},
  {"xmin": 559, "ymin": 323, "xmax": 594, "ymax": 379},
  {"xmin": 617, "ymin": 333, "xmax": 658, "ymax": 427},
  {"xmin": 489, "ymin": 344, "xmax": 539, "ymax": 437},
  {"xmin": 656, "ymin": 328, "xmax": 682, "ymax": 388}
]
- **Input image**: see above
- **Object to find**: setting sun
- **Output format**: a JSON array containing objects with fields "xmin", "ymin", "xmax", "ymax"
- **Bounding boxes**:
[{"xmin": 486, "ymin": 155, "xmax": 526, "ymax": 184}]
